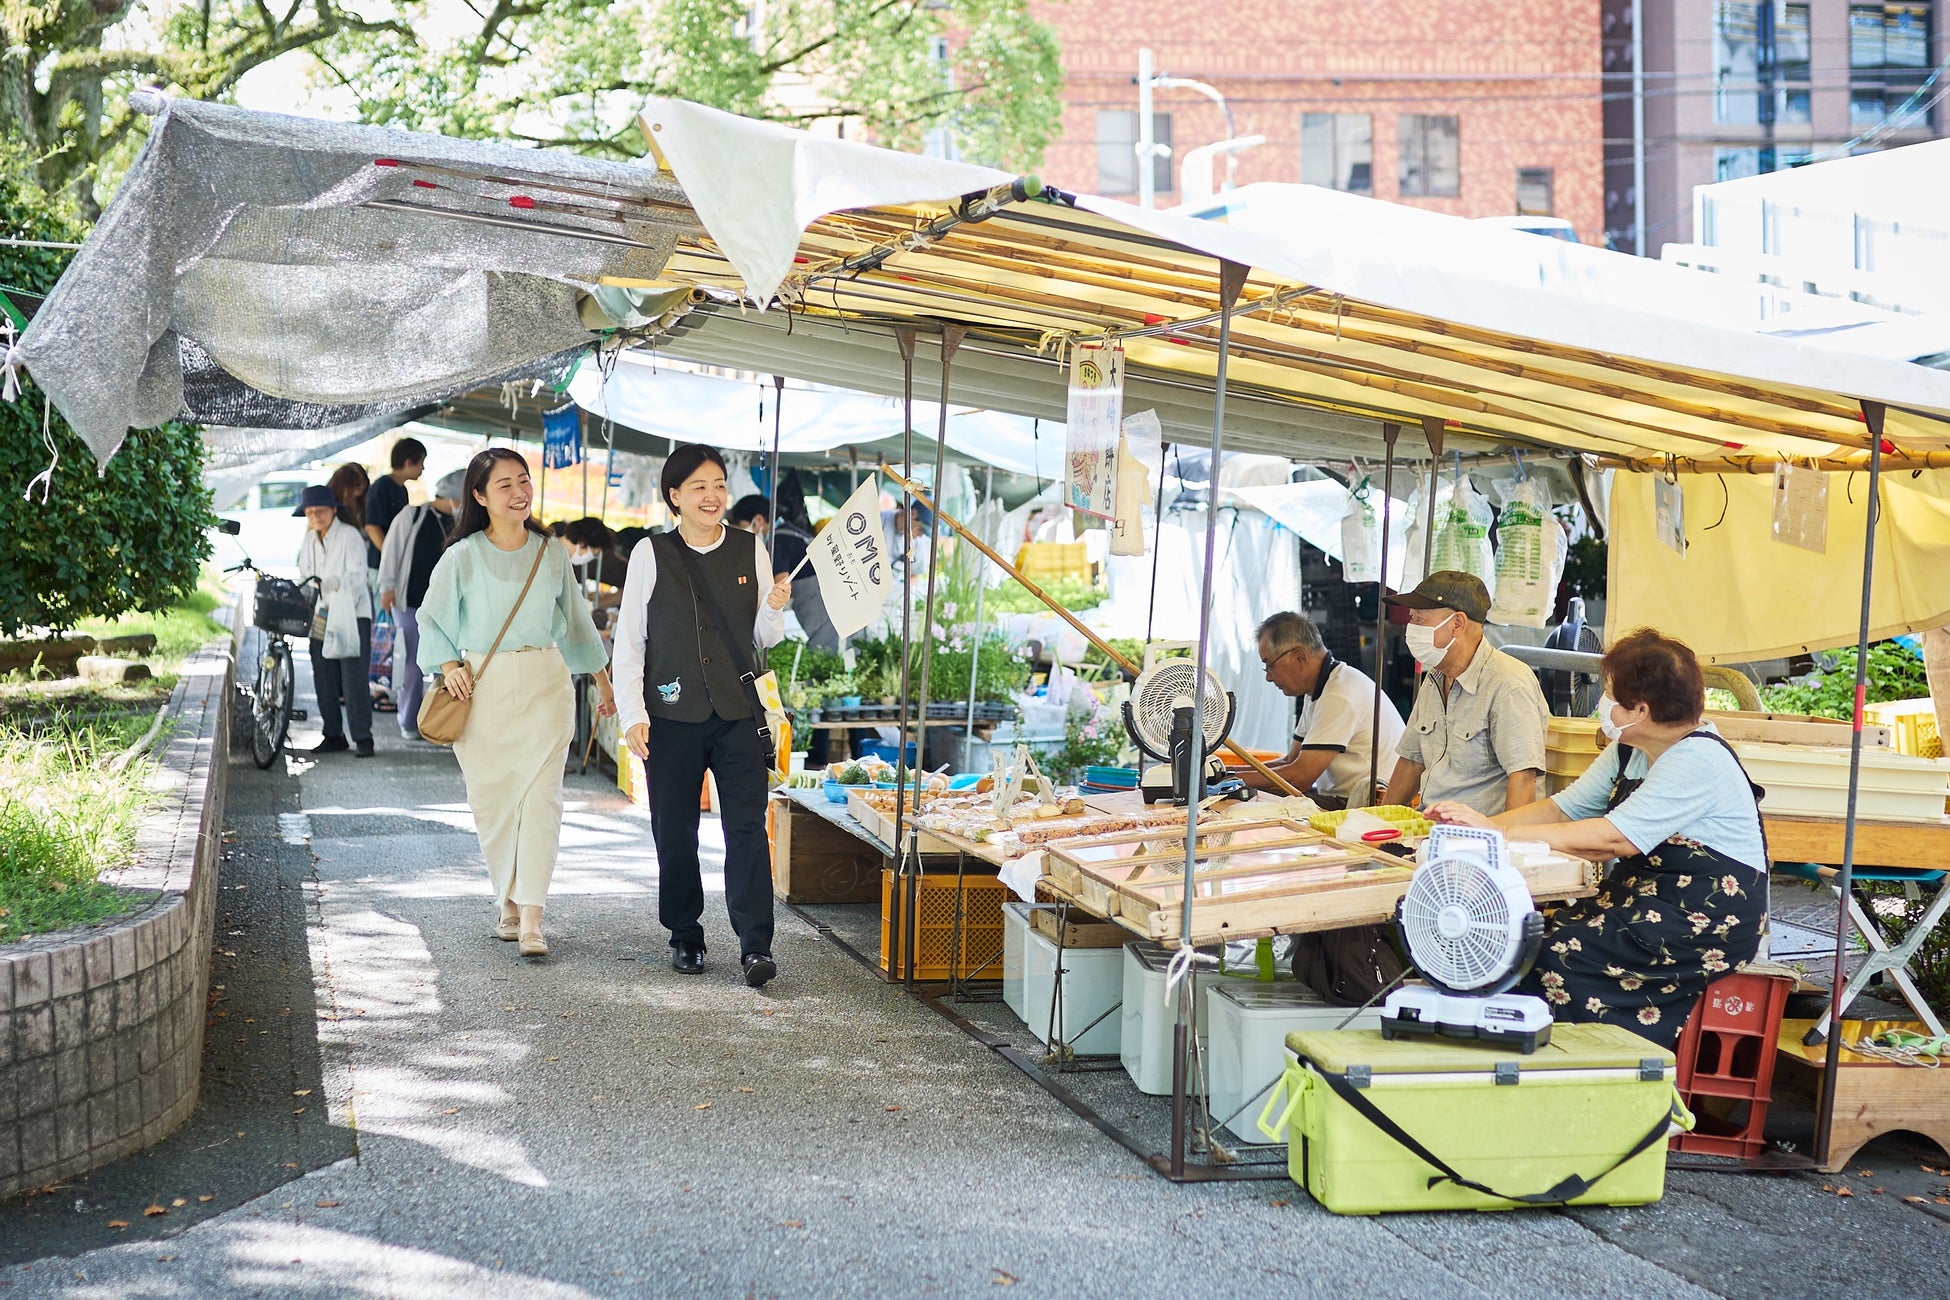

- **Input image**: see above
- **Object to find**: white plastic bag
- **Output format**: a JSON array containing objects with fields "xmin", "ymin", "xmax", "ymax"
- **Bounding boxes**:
[
  {"xmin": 1488, "ymin": 477, "xmax": 1562, "ymax": 628},
  {"xmin": 1339, "ymin": 479, "xmax": 1381, "ymax": 583},
  {"xmin": 1404, "ymin": 473, "xmax": 1496, "ymax": 597}
]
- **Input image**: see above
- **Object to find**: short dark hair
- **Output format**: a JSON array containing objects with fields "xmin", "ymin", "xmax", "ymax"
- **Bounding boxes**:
[
  {"xmin": 558, "ymin": 517, "xmax": 617, "ymax": 550},
  {"xmin": 661, "ymin": 443, "xmax": 728, "ymax": 514},
  {"xmin": 1602, "ymin": 627, "xmax": 1705, "ymax": 725},
  {"xmin": 1255, "ymin": 611, "xmax": 1324, "ymax": 654},
  {"xmin": 728, "ymin": 495, "xmax": 770, "ymax": 526},
  {"xmin": 615, "ymin": 526, "xmax": 651, "ymax": 554},
  {"xmin": 390, "ymin": 436, "xmax": 427, "ymax": 470}
]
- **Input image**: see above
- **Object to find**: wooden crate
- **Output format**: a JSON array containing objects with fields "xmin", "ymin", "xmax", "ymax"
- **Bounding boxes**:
[
  {"xmin": 1028, "ymin": 907, "xmax": 1128, "ymax": 948},
  {"xmin": 878, "ymin": 870, "xmax": 1007, "ymax": 982},
  {"xmin": 1707, "ymin": 710, "xmax": 1892, "ymax": 749},
  {"xmin": 1043, "ymin": 817, "xmax": 1314, "ymax": 900},
  {"xmin": 845, "ymin": 788, "xmax": 961, "ymax": 855},
  {"xmin": 768, "ymin": 796, "xmax": 883, "ymax": 904}
]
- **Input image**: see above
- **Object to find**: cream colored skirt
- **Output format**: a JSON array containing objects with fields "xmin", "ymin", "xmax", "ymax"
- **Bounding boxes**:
[{"xmin": 451, "ymin": 646, "xmax": 575, "ymax": 908}]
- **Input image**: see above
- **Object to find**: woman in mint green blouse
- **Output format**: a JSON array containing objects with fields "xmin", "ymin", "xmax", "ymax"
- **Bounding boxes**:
[{"xmin": 417, "ymin": 447, "xmax": 615, "ymax": 958}]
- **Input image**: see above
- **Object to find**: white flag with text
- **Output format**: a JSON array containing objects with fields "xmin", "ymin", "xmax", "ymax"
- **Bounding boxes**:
[{"xmin": 810, "ymin": 478, "xmax": 891, "ymax": 638}]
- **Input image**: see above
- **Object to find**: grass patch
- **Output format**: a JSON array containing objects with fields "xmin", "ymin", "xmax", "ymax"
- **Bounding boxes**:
[
  {"xmin": 0, "ymin": 714, "xmax": 158, "ymax": 944},
  {"xmin": 0, "ymin": 580, "xmax": 229, "ymax": 729}
]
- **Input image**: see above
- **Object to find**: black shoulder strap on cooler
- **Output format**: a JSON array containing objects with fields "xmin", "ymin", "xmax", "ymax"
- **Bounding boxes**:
[
  {"xmin": 654, "ymin": 531, "xmax": 772, "ymax": 747},
  {"xmin": 1313, "ymin": 1067, "xmax": 1679, "ymax": 1206}
]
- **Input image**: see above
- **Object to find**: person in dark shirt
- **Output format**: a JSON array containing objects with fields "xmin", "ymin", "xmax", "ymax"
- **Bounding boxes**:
[
  {"xmin": 730, "ymin": 478, "xmax": 840, "ymax": 652},
  {"xmin": 377, "ymin": 468, "xmax": 459, "ymax": 738},
  {"xmin": 363, "ymin": 436, "xmax": 426, "ymax": 571},
  {"xmin": 553, "ymin": 517, "xmax": 629, "ymax": 612}
]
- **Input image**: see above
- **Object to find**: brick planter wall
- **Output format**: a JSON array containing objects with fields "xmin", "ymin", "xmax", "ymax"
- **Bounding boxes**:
[{"xmin": 1, "ymin": 643, "xmax": 230, "ymax": 1197}]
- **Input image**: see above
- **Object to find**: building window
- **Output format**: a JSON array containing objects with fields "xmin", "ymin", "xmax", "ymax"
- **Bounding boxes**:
[
  {"xmin": 1716, "ymin": 3, "xmax": 1813, "ymax": 126},
  {"xmin": 1850, "ymin": 4, "xmax": 1935, "ymax": 129},
  {"xmin": 1300, "ymin": 113, "xmax": 1374, "ymax": 193},
  {"xmin": 1715, "ymin": 2, "xmax": 1762, "ymax": 125},
  {"xmin": 1399, "ymin": 115, "xmax": 1460, "ymax": 197},
  {"xmin": 1515, "ymin": 168, "xmax": 1554, "ymax": 216},
  {"xmin": 1096, "ymin": 110, "xmax": 1173, "ymax": 196},
  {"xmin": 1715, "ymin": 147, "xmax": 1763, "ymax": 181}
]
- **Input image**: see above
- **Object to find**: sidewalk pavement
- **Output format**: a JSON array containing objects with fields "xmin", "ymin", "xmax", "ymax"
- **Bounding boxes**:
[{"xmin": 4, "ymin": 668, "xmax": 1947, "ymax": 1297}]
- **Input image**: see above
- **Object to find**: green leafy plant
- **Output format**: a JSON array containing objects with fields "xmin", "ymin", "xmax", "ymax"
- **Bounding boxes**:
[
  {"xmin": 1562, "ymin": 535, "xmax": 1608, "ymax": 601},
  {"xmin": 1045, "ymin": 705, "xmax": 1129, "ymax": 785},
  {"xmin": 986, "ymin": 575, "xmax": 1106, "ymax": 615},
  {"xmin": 1851, "ymin": 883, "xmax": 1950, "ymax": 1015},
  {"xmin": 1761, "ymin": 642, "xmax": 1929, "ymax": 720}
]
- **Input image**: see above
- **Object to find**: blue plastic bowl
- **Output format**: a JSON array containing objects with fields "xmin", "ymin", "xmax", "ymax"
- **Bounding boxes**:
[{"xmin": 822, "ymin": 779, "xmax": 848, "ymax": 804}]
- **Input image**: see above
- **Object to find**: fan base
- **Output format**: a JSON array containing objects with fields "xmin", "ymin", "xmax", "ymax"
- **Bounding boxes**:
[{"xmin": 1379, "ymin": 988, "xmax": 1555, "ymax": 1056}]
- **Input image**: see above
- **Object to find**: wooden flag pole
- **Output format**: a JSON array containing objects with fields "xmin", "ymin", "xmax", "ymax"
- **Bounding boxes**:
[{"xmin": 878, "ymin": 462, "xmax": 1304, "ymax": 799}]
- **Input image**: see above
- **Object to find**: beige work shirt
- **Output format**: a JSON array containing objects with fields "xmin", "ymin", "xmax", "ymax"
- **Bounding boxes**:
[{"xmin": 1395, "ymin": 641, "xmax": 1549, "ymax": 815}]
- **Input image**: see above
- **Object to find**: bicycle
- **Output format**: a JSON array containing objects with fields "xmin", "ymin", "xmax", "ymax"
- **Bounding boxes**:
[{"xmin": 227, "ymin": 552, "xmax": 318, "ymax": 770}]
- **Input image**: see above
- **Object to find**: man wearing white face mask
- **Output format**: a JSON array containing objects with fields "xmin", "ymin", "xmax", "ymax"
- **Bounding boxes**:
[{"xmin": 1384, "ymin": 571, "xmax": 1549, "ymax": 816}]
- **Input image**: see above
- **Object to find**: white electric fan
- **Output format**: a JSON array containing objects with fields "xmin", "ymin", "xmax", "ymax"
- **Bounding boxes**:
[
  {"xmin": 1120, "ymin": 649, "xmax": 1244, "ymax": 806},
  {"xmin": 1380, "ymin": 825, "xmax": 1554, "ymax": 1054}
]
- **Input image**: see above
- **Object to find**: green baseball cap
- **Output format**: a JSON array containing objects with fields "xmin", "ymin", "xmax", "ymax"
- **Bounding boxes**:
[{"xmin": 1384, "ymin": 570, "xmax": 1491, "ymax": 623}]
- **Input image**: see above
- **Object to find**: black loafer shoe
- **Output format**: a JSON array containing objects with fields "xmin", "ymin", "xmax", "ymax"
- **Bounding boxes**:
[
  {"xmin": 354, "ymin": 739, "xmax": 375, "ymax": 757},
  {"xmin": 742, "ymin": 953, "xmax": 777, "ymax": 988},
  {"xmin": 671, "ymin": 943, "xmax": 705, "ymax": 975},
  {"xmin": 310, "ymin": 737, "xmax": 350, "ymax": 754}
]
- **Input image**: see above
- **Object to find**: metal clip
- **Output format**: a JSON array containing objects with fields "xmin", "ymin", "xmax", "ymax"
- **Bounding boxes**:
[
  {"xmin": 1346, "ymin": 1064, "xmax": 1371, "ymax": 1089},
  {"xmin": 1494, "ymin": 1062, "xmax": 1521, "ymax": 1086},
  {"xmin": 1639, "ymin": 1058, "xmax": 1666, "ymax": 1083}
]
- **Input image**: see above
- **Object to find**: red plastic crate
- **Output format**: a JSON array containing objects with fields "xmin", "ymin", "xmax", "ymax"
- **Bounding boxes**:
[{"xmin": 1670, "ymin": 970, "xmax": 1793, "ymax": 1158}]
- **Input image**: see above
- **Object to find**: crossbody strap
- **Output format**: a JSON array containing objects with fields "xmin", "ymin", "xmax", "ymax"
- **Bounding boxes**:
[
  {"xmin": 654, "ymin": 530, "xmax": 772, "ymax": 746},
  {"xmin": 473, "ymin": 538, "xmax": 549, "ymax": 681}
]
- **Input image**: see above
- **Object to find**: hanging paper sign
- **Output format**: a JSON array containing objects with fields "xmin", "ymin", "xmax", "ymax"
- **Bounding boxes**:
[
  {"xmin": 1772, "ymin": 461, "xmax": 1829, "ymax": 554},
  {"xmin": 809, "ymin": 477, "xmax": 891, "ymax": 639},
  {"xmin": 542, "ymin": 405, "xmax": 583, "ymax": 469},
  {"xmin": 1064, "ymin": 341, "xmax": 1124, "ymax": 519},
  {"xmin": 1654, "ymin": 474, "xmax": 1686, "ymax": 556}
]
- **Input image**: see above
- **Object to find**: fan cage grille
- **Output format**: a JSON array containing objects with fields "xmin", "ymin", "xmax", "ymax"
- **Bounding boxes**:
[{"xmin": 1401, "ymin": 858, "xmax": 1524, "ymax": 992}]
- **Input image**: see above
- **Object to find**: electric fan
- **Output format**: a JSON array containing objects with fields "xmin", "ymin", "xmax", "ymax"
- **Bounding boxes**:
[
  {"xmin": 1120, "ymin": 653, "xmax": 1244, "ymax": 805},
  {"xmin": 1380, "ymin": 825, "xmax": 1554, "ymax": 1054}
]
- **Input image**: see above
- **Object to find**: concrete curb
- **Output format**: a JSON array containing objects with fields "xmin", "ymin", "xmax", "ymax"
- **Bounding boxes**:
[{"xmin": 0, "ymin": 640, "xmax": 233, "ymax": 1197}]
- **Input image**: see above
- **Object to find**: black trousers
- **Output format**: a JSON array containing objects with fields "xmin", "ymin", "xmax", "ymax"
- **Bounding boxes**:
[
  {"xmin": 310, "ymin": 618, "xmax": 373, "ymax": 744},
  {"xmin": 646, "ymin": 712, "xmax": 774, "ymax": 956}
]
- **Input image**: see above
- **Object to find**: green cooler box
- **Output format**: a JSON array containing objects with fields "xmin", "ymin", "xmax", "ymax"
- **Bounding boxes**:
[{"xmin": 1258, "ymin": 1024, "xmax": 1691, "ymax": 1215}]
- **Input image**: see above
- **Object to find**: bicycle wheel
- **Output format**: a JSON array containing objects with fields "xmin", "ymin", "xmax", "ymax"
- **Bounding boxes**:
[{"xmin": 251, "ymin": 641, "xmax": 290, "ymax": 769}]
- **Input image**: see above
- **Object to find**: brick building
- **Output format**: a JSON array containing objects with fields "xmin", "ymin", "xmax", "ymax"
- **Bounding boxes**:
[
  {"xmin": 1030, "ymin": 1, "xmax": 1605, "ymax": 243},
  {"xmin": 1602, "ymin": 1, "xmax": 1949, "ymax": 257}
]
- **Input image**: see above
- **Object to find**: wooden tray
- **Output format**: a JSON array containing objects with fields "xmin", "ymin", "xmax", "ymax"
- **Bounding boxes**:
[{"xmin": 1043, "ymin": 817, "xmax": 1320, "ymax": 897}]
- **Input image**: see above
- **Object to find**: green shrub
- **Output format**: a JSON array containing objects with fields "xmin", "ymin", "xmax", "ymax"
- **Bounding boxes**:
[{"xmin": 1760, "ymin": 642, "xmax": 1930, "ymax": 720}]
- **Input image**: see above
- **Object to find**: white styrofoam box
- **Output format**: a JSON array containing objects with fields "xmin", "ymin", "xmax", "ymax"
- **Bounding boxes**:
[
  {"xmin": 1002, "ymin": 903, "xmax": 1030, "ymax": 1022},
  {"xmin": 1122, "ymin": 941, "xmax": 1215, "ymax": 1096},
  {"xmin": 1023, "ymin": 923, "xmax": 1123, "ymax": 1055},
  {"xmin": 1207, "ymin": 982, "xmax": 1382, "ymax": 1144},
  {"xmin": 1732, "ymin": 741, "xmax": 1950, "ymax": 822}
]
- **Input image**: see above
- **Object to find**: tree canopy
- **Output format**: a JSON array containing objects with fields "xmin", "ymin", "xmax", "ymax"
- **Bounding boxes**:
[{"xmin": 1, "ymin": 0, "xmax": 1065, "ymax": 214}]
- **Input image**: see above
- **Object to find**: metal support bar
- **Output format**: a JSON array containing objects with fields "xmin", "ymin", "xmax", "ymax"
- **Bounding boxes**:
[
  {"xmin": 912, "ymin": 326, "xmax": 965, "ymax": 784},
  {"xmin": 1369, "ymin": 422, "xmax": 1400, "ymax": 805},
  {"xmin": 1816, "ymin": 400, "xmax": 1886, "ymax": 1168},
  {"xmin": 765, "ymin": 374, "xmax": 784, "ymax": 561},
  {"xmin": 893, "ymin": 326, "xmax": 920, "ymax": 988},
  {"xmin": 1419, "ymin": 416, "xmax": 1446, "ymax": 580}
]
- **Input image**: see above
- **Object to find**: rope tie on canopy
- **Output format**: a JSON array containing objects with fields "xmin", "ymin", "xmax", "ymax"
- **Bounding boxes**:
[
  {"xmin": 0, "ymin": 315, "xmax": 23, "ymax": 403},
  {"xmin": 1163, "ymin": 946, "xmax": 1219, "ymax": 1003},
  {"xmin": 23, "ymin": 395, "xmax": 56, "ymax": 504}
]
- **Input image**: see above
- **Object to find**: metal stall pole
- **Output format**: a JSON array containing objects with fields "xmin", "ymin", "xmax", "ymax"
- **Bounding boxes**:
[
  {"xmin": 1145, "ymin": 442, "xmax": 1172, "ymax": 645},
  {"xmin": 893, "ymin": 327, "xmax": 920, "ymax": 987},
  {"xmin": 914, "ymin": 329, "xmax": 965, "ymax": 982},
  {"xmin": 766, "ymin": 374, "xmax": 785, "ymax": 559},
  {"xmin": 1815, "ymin": 402, "xmax": 1887, "ymax": 1166},
  {"xmin": 1418, "ymin": 416, "xmax": 1446, "ymax": 579},
  {"xmin": 1368, "ymin": 423, "xmax": 1401, "ymax": 805},
  {"xmin": 1168, "ymin": 259, "xmax": 1249, "ymax": 1180},
  {"xmin": 967, "ymin": 465, "xmax": 996, "ymax": 739}
]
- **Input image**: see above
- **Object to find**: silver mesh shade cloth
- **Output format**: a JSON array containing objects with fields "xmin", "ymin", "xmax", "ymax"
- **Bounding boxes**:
[{"xmin": 18, "ymin": 98, "xmax": 694, "ymax": 463}]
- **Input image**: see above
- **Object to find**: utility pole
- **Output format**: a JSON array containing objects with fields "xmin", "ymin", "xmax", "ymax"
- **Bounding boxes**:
[
  {"xmin": 1631, "ymin": 0, "xmax": 1647, "ymax": 256},
  {"xmin": 1138, "ymin": 47, "xmax": 1156, "ymax": 209}
]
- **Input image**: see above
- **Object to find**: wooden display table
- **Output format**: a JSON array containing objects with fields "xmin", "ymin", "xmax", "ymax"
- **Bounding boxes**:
[
  {"xmin": 1764, "ymin": 812, "xmax": 1950, "ymax": 870},
  {"xmin": 769, "ymin": 789, "xmax": 891, "ymax": 904},
  {"xmin": 1775, "ymin": 1017, "xmax": 1950, "ymax": 1172}
]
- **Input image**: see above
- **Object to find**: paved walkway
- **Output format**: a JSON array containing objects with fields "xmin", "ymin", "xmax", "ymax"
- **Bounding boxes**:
[{"xmin": 5, "ymin": 662, "xmax": 1949, "ymax": 1297}]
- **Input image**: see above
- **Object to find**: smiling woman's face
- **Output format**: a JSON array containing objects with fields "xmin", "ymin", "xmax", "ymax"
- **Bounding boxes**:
[
  {"xmin": 473, "ymin": 459, "xmax": 533, "ymax": 525},
  {"xmin": 669, "ymin": 463, "xmax": 729, "ymax": 528}
]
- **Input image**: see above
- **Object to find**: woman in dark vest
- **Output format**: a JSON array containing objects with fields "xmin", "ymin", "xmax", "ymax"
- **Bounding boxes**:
[{"xmin": 613, "ymin": 444, "xmax": 792, "ymax": 986}]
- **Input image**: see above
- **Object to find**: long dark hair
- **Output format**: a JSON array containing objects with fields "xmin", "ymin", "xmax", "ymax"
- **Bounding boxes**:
[
  {"xmin": 327, "ymin": 463, "xmax": 368, "ymax": 528},
  {"xmin": 447, "ymin": 447, "xmax": 549, "ymax": 548}
]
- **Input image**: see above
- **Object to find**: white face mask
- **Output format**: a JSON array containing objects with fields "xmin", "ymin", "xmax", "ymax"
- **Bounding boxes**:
[
  {"xmin": 1597, "ymin": 693, "xmax": 1637, "ymax": 743},
  {"xmin": 1403, "ymin": 613, "xmax": 1454, "ymax": 666},
  {"xmin": 571, "ymin": 550, "xmax": 595, "ymax": 568}
]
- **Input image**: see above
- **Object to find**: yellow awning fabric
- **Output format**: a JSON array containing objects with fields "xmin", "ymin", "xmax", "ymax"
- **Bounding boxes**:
[{"xmin": 1608, "ymin": 467, "xmax": 1950, "ymax": 663}]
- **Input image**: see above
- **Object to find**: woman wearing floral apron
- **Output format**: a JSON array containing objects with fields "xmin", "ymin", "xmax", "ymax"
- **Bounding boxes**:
[{"xmin": 1427, "ymin": 628, "xmax": 1768, "ymax": 1048}]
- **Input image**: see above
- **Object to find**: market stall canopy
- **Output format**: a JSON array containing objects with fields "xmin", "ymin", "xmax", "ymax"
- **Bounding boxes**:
[
  {"xmin": 1609, "ymin": 467, "xmax": 1950, "ymax": 663},
  {"xmin": 17, "ymin": 95, "xmax": 1950, "ymax": 473}
]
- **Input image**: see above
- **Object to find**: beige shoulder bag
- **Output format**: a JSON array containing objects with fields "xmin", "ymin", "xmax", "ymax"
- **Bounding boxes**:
[{"xmin": 418, "ymin": 540, "xmax": 549, "ymax": 747}]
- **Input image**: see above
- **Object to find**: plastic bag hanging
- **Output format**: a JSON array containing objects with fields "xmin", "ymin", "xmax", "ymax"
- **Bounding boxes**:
[
  {"xmin": 1339, "ymin": 476, "xmax": 1381, "ymax": 583},
  {"xmin": 1406, "ymin": 472, "xmax": 1497, "ymax": 597},
  {"xmin": 1488, "ymin": 477, "xmax": 1562, "ymax": 627},
  {"xmin": 1772, "ymin": 460, "xmax": 1829, "ymax": 554}
]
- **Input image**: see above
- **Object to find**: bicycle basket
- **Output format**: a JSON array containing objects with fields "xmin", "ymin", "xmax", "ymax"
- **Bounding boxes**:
[{"xmin": 253, "ymin": 577, "xmax": 317, "ymax": 637}]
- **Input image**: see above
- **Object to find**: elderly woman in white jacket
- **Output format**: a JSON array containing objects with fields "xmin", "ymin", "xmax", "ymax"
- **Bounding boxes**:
[{"xmin": 295, "ymin": 484, "xmax": 375, "ymax": 757}]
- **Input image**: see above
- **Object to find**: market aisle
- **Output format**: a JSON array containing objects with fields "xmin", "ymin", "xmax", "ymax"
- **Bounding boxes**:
[{"xmin": 1, "ymin": 695, "xmax": 1879, "ymax": 1297}]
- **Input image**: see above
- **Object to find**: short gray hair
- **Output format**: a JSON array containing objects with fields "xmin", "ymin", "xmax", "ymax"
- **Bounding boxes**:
[{"xmin": 1256, "ymin": 611, "xmax": 1323, "ymax": 654}]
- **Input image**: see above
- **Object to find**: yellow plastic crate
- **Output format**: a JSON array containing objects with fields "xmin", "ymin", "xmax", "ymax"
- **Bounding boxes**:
[
  {"xmin": 1862, "ymin": 698, "xmax": 1943, "ymax": 760},
  {"xmin": 879, "ymin": 870, "xmax": 1006, "ymax": 982},
  {"xmin": 1308, "ymin": 805, "xmax": 1434, "ymax": 839},
  {"xmin": 1013, "ymin": 540, "xmax": 1092, "ymax": 583}
]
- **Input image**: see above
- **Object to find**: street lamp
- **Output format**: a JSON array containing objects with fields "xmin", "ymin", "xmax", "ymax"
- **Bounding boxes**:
[{"xmin": 1136, "ymin": 48, "xmax": 1259, "ymax": 209}]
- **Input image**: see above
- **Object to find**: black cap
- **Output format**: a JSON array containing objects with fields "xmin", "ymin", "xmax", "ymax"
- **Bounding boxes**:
[
  {"xmin": 292, "ymin": 485, "xmax": 337, "ymax": 516},
  {"xmin": 1383, "ymin": 570, "xmax": 1491, "ymax": 623}
]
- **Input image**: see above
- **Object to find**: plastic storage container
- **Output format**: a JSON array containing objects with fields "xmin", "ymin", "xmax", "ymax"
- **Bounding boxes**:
[
  {"xmin": 1207, "ymin": 983, "xmax": 1382, "ymax": 1143},
  {"xmin": 1731, "ymin": 742, "xmax": 1950, "ymax": 821},
  {"xmin": 1262, "ymin": 1025, "xmax": 1684, "ymax": 1214},
  {"xmin": 1002, "ymin": 902, "xmax": 1031, "ymax": 1020},
  {"xmin": 1546, "ymin": 717, "xmax": 1606, "ymax": 793},
  {"xmin": 878, "ymin": 870, "xmax": 1006, "ymax": 982},
  {"xmin": 1863, "ymin": 698, "xmax": 1944, "ymax": 760},
  {"xmin": 1670, "ymin": 969, "xmax": 1794, "ymax": 1159},
  {"xmin": 1121, "ymin": 941, "xmax": 1212, "ymax": 1095},
  {"xmin": 1018, "ymin": 921, "xmax": 1124, "ymax": 1055},
  {"xmin": 1307, "ymin": 806, "xmax": 1434, "ymax": 839}
]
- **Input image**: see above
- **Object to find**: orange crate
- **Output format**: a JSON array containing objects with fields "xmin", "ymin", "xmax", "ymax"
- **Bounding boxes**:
[
  {"xmin": 1670, "ymin": 970, "xmax": 1793, "ymax": 1159},
  {"xmin": 879, "ymin": 870, "xmax": 1007, "ymax": 982}
]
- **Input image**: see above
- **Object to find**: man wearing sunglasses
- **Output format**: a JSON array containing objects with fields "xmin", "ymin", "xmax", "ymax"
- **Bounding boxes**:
[{"xmin": 1248, "ymin": 610, "xmax": 1404, "ymax": 810}]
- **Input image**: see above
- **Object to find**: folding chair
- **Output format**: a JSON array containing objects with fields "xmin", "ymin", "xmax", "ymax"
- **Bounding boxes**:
[{"xmin": 1778, "ymin": 861, "xmax": 1950, "ymax": 1044}]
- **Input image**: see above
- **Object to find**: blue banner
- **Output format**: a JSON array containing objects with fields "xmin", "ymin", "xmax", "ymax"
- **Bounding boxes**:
[{"xmin": 542, "ymin": 405, "xmax": 582, "ymax": 469}]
